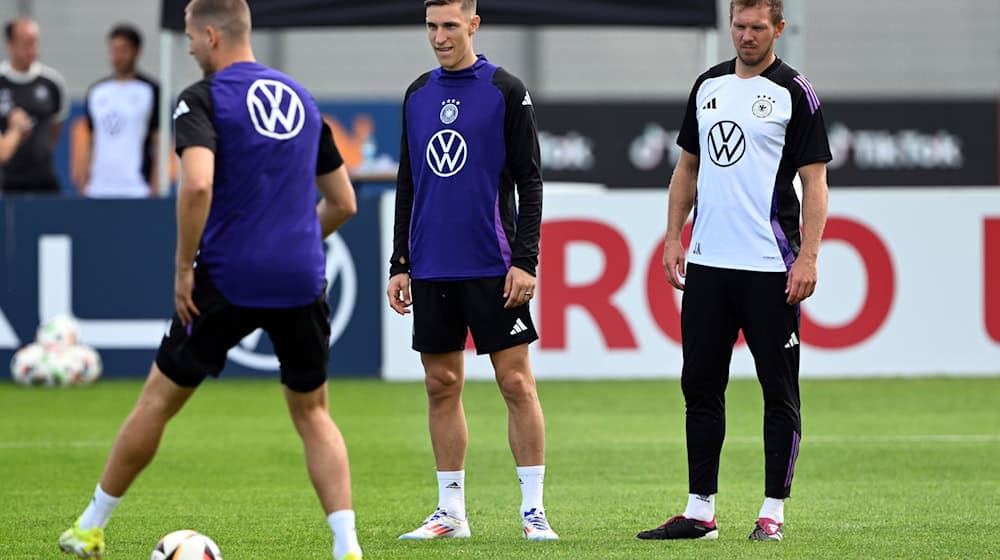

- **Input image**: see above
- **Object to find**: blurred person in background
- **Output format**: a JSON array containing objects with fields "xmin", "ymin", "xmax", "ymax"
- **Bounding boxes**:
[
  {"xmin": 0, "ymin": 17, "xmax": 67, "ymax": 195},
  {"xmin": 73, "ymin": 24, "xmax": 160, "ymax": 198},
  {"xmin": 388, "ymin": 0, "xmax": 557, "ymax": 543},
  {"xmin": 636, "ymin": 0, "xmax": 830, "ymax": 544}
]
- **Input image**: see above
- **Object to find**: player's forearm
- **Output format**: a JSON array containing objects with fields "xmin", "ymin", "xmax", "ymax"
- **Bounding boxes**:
[
  {"xmin": 665, "ymin": 165, "xmax": 697, "ymax": 242},
  {"xmin": 175, "ymin": 184, "xmax": 212, "ymax": 269},
  {"xmin": 315, "ymin": 166, "xmax": 357, "ymax": 238},
  {"xmin": 511, "ymin": 176, "xmax": 542, "ymax": 275},
  {"xmin": 799, "ymin": 174, "xmax": 829, "ymax": 261},
  {"xmin": 390, "ymin": 174, "xmax": 415, "ymax": 275},
  {"xmin": 0, "ymin": 129, "xmax": 24, "ymax": 162},
  {"xmin": 316, "ymin": 197, "xmax": 355, "ymax": 239}
]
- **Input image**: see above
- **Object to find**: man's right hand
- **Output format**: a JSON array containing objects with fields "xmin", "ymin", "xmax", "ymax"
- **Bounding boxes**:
[
  {"xmin": 387, "ymin": 273, "xmax": 412, "ymax": 315},
  {"xmin": 662, "ymin": 239, "xmax": 687, "ymax": 290},
  {"xmin": 8, "ymin": 107, "xmax": 33, "ymax": 133}
]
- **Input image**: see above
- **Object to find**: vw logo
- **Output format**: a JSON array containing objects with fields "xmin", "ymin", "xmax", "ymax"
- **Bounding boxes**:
[
  {"xmin": 707, "ymin": 120, "xmax": 746, "ymax": 167},
  {"xmin": 246, "ymin": 79, "xmax": 305, "ymax": 140},
  {"xmin": 227, "ymin": 234, "xmax": 357, "ymax": 370},
  {"xmin": 426, "ymin": 129, "xmax": 468, "ymax": 177},
  {"xmin": 102, "ymin": 111, "xmax": 124, "ymax": 136}
]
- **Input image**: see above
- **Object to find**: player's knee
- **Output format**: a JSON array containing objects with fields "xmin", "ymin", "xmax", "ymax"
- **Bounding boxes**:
[
  {"xmin": 497, "ymin": 370, "xmax": 536, "ymax": 402},
  {"xmin": 425, "ymin": 370, "xmax": 462, "ymax": 400}
]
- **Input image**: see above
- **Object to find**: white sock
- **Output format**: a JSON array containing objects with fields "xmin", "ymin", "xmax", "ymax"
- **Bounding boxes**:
[
  {"xmin": 78, "ymin": 484, "xmax": 122, "ymax": 530},
  {"xmin": 327, "ymin": 510, "xmax": 361, "ymax": 559},
  {"xmin": 437, "ymin": 470, "xmax": 466, "ymax": 520},
  {"xmin": 517, "ymin": 465, "xmax": 545, "ymax": 516},
  {"xmin": 758, "ymin": 497, "xmax": 785, "ymax": 524},
  {"xmin": 682, "ymin": 493, "xmax": 715, "ymax": 522}
]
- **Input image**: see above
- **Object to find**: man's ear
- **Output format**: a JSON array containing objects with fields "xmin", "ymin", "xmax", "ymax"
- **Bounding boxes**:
[
  {"xmin": 206, "ymin": 25, "xmax": 221, "ymax": 48},
  {"xmin": 469, "ymin": 14, "xmax": 481, "ymax": 35}
]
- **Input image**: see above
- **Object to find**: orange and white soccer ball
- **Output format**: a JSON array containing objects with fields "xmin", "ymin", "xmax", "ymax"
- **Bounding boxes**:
[{"xmin": 151, "ymin": 530, "xmax": 222, "ymax": 560}]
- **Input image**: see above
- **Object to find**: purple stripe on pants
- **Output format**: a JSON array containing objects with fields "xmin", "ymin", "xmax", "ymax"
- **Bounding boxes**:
[{"xmin": 784, "ymin": 430, "xmax": 801, "ymax": 489}]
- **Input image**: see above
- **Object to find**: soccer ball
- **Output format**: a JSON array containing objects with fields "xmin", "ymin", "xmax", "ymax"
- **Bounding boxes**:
[
  {"xmin": 43, "ymin": 347, "xmax": 81, "ymax": 387},
  {"xmin": 10, "ymin": 343, "xmax": 75, "ymax": 387},
  {"xmin": 10, "ymin": 343, "xmax": 48, "ymax": 386},
  {"xmin": 151, "ymin": 530, "xmax": 222, "ymax": 560},
  {"xmin": 36, "ymin": 314, "xmax": 80, "ymax": 348},
  {"xmin": 68, "ymin": 345, "xmax": 103, "ymax": 385}
]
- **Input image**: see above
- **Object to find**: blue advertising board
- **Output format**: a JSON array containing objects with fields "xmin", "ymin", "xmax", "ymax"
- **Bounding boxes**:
[{"xmin": 0, "ymin": 196, "xmax": 382, "ymax": 380}]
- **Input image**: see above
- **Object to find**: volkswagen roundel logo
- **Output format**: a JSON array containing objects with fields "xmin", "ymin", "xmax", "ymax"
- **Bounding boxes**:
[
  {"xmin": 426, "ymin": 129, "xmax": 468, "ymax": 177},
  {"xmin": 707, "ymin": 120, "xmax": 746, "ymax": 167},
  {"xmin": 227, "ymin": 234, "xmax": 357, "ymax": 370},
  {"xmin": 246, "ymin": 79, "xmax": 305, "ymax": 140}
]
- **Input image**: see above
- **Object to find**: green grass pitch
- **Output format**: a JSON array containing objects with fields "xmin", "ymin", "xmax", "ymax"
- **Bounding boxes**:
[{"xmin": 1, "ymin": 376, "xmax": 998, "ymax": 559}]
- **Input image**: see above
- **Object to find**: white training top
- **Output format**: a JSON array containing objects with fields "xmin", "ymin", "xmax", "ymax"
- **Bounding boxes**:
[
  {"xmin": 678, "ymin": 58, "xmax": 831, "ymax": 272},
  {"xmin": 84, "ymin": 75, "xmax": 159, "ymax": 198}
]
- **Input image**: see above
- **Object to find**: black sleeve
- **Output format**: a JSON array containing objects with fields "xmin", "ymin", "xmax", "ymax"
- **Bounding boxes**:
[
  {"xmin": 83, "ymin": 83, "xmax": 95, "ymax": 130},
  {"xmin": 148, "ymin": 78, "xmax": 160, "ymax": 133},
  {"xmin": 677, "ymin": 77, "xmax": 702, "ymax": 156},
  {"xmin": 316, "ymin": 121, "xmax": 344, "ymax": 175},
  {"xmin": 785, "ymin": 75, "xmax": 832, "ymax": 168},
  {"xmin": 173, "ymin": 79, "xmax": 216, "ymax": 156},
  {"xmin": 390, "ymin": 93, "xmax": 415, "ymax": 277},
  {"xmin": 499, "ymin": 70, "xmax": 543, "ymax": 276}
]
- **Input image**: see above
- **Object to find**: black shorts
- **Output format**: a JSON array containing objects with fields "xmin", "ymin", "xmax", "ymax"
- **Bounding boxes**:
[
  {"xmin": 155, "ymin": 270, "xmax": 330, "ymax": 392},
  {"xmin": 411, "ymin": 276, "xmax": 538, "ymax": 355}
]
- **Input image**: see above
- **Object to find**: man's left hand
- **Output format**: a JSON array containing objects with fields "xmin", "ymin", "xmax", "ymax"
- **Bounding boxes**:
[
  {"xmin": 786, "ymin": 255, "xmax": 818, "ymax": 305},
  {"xmin": 504, "ymin": 266, "xmax": 536, "ymax": 309}
]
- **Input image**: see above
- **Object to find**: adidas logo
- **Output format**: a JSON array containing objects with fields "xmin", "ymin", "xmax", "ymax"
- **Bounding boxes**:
[
  {"xmin": 522, "ymin": 90, "xmax": 533, "ymax": 106},
  {"xmin": 702, "ymin": 97, "xmax": 718, "ymax": 110},
  {"xmin": 510, "ymin": 318, "xmax": 528, "ymax": 336},
  {"xmin": 172, "ymin": 100, "xmax": 190, "ymax": 120},
  {"xmin": 445, "ymin": 482, "xmax": 462, "ymax": 490},
  {"xmin": 784, "ymin": 332, "xmax": 800, "ymax": 349}
]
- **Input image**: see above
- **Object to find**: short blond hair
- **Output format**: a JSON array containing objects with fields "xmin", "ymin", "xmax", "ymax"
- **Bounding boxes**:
[
  {"xmin": 424, "ymin": 0, "xmax": 476, "ymax": 12},
  {"xmin": 730, "ymin": 0, "xmax": 783, "ymax": 26},
  {"xmin": 186, "ymin": 0, "xmax": 251, "ymax": 38}
]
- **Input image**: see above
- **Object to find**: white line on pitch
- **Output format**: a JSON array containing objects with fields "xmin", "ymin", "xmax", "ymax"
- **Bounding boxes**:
[{"xmin": 0, "ymin": 440, "xmax": 109, "ymax": 449}]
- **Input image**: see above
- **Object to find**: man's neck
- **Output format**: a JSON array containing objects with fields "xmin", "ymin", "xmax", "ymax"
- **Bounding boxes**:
[
  {"xmin": 735, "ymin": 52, "xmax": 776, "ymax": 78},
  {"xmin": 10, "ymin": 60, "xmax": 32, "ymax": 73},
  {"xmin": 445, "ymin": 51, "xmax": 478, "ymax": 72},
  {"xmin": 212, "ymin": 48, "xmax": 256, "ymax": 73}
]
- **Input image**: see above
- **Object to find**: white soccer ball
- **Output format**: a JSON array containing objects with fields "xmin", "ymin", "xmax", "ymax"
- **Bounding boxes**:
[
  {"xmin": 36, "ymin": 314, "xmax": 80, "ymax": 348},
  {"xmin": 43, "ymin": 347, "xmax": 82, "ymax": 387},
  {"xmin": 10, "ymin": 343, "xmax": 48, "ymax": 386},
  {"xmin": 67, "ymin": 345, "xmax": 103, "ymax": 385},
  {"xmin": 151, "ymin": 530, "xmax": 222, "ymax": 560}
]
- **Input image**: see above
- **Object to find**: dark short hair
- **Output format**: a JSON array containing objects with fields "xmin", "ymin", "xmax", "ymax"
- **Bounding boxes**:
[
  {"xmin": 730, "ymin": 0, "xmax": 784, "ymax": 26},
  {"xmin": 4, "ymin": 18, "xmax": 33, "ymax": 42},
  {"xmin": 108, "ymin": 24, "xmax": 142, "ymax": 50},
  {"xmin": 424, "ymin": 0, "xmax": 477, "ymax": 11}
]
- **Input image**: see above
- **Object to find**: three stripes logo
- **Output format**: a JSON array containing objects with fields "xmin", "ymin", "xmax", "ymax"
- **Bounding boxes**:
[
  {"xmin": 707, "ymin": 120, "xmax": 745, "ymax": 167},
  {"xmin": 784, "ymin": 333, "xmax": 800, "ymax": 349},
  {"xmin": 510, "ymin": 318, "xmax": 529, "ymax": 336},
  {"xmin": 702, "ymin": 97, "xmax": 718, "ymax": 110}
]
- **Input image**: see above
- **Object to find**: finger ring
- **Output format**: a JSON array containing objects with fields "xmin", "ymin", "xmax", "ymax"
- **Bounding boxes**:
[{"xmin": 523, "ymin": 291, "xmax": 533, "ymax": 296}]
